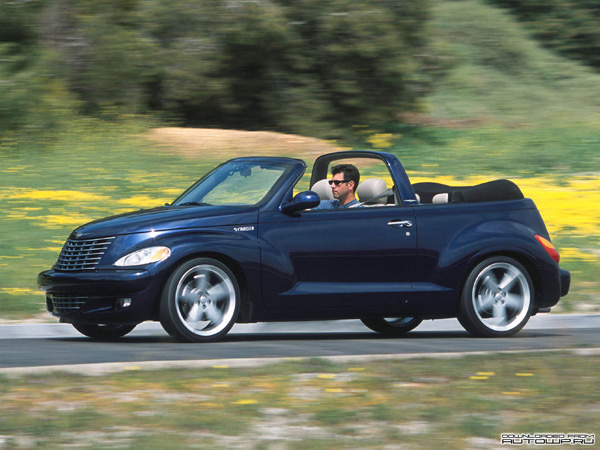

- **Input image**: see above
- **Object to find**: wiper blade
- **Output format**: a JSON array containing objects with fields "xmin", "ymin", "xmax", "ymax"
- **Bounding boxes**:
[{"xmin": 176, "ymin": 202, "xmax": 210, "ymax": 207}]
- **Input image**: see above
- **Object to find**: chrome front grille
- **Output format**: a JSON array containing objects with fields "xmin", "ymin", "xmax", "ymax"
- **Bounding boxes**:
[
  {"xmin": 47, "ymin": 293, "xmax": 88, "ymax": 314},
  {"xmin": 54, "ymin": 237, "xmax": 115, "ymax": 271}
]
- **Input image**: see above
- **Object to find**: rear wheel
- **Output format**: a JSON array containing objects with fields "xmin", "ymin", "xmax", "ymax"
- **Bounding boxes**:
[
  {"xmin": 160, "ymin": 258, "xmax": 240, "ymax": 342},
  {"xmin": 73, "ymin": 323, "xmax": 136, "ymax": 340},
  {"xmin": 458, "ymin": 256, "xmax": 534, "ymax": 337},
  {"xmin": 361, "ymin": 317, "xmax": 422, "ymax": 336}
]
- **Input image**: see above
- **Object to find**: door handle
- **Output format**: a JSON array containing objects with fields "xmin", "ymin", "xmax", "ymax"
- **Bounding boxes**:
[{"xmin": 387, "ymin": 220, "xmax": 413, "ymax": 228}]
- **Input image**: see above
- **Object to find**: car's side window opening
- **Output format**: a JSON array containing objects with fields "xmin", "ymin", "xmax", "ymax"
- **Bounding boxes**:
[{"xmin": 296, "ymin": 158, "xmax": 400, "ymax": 210}]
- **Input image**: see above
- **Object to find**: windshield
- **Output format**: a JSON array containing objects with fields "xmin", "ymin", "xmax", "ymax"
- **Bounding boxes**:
[{"xmin": 173, "ymin": 160, "xmax": 292, "ymax": 206}]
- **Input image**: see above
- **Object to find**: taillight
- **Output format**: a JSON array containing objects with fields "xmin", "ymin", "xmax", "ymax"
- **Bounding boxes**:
[{"xmin": 535, "ymin": 235, "xmax": 560, "ymax": 263}]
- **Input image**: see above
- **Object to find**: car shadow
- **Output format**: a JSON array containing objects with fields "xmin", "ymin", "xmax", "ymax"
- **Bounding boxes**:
[
  {"xmin": 220, "ymin": 328, "xmax": 563, "ymax": 342},
  {"xmin": 221, "ymin": 330, "xmax": 471, "ymax": 342},
  {"xmin": 46, "ymin": 328, "xmax": 563, "ymax": 344}
]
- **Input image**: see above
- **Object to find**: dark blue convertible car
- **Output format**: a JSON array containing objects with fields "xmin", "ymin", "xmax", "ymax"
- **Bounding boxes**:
[{"xmin": 38, "ymin": 151, "xmax": 570, "ymax": 342}]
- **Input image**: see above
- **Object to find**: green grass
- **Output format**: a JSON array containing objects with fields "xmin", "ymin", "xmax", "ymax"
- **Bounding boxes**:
[
  {"xmin": 1, "ymin": 352, "xmax": 598, "ymax": 449},
  {"xmin": 377, "ymin": 124, "xmax": 600, "ymax": 177},
  {"xmin": 3, "ymin": 121, "xmax": 598, "ymax": 318},
  {"xmin": 0, "ymin": 120, "xmax": 212, "ymax": 318}
]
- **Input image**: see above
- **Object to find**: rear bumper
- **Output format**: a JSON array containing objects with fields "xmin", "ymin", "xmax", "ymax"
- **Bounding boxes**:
[
  {"xmin": 535, "ymin": 263, "xmax": 570, "ymax": 309},
  {"xmin": 560, "ymin": 268, "xmax": 571, "ymax": 297}
]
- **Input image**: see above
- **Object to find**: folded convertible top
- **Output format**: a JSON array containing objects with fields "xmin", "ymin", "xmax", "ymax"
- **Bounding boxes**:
[{"xmin": 412, "ymin": 179, "xmax": 524, "ymax": 204}]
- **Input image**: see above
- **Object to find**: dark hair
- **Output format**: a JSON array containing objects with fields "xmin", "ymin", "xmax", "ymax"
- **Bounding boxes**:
[{"xmin": 331, "ymin": 164, "xmax": 360, "ymax": 193}]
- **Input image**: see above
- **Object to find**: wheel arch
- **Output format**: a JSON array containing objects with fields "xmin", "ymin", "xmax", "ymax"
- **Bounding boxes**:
[
  {"xmin": 151, "ymin": 251, "xmax": 250, "ymax": 321},
  {"xmin": 458, "ymin": 249, "xmax": 543, "ymax": 312}
]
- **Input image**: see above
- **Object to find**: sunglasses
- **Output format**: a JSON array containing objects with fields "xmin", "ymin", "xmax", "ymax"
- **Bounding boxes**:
[{"xmin": 328, "ymin": 179, "xmax": 349, "ymax": 186}]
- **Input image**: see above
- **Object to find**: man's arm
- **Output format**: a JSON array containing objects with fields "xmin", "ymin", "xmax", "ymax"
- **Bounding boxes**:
[{"xmin": 312, "ymin": 199, "xmax": 339, "ymax": 210}]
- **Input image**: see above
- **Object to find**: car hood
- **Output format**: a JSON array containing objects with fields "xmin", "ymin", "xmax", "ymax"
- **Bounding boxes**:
[{"xmin": 71, "ymin": 205, "xmax": 259, "ymax": 238}]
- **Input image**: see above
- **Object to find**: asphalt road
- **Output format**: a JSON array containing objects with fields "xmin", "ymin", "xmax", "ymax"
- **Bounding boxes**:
[{"xmin": 1, "ymin": 315, "xmax": 599, "ymax": 373}]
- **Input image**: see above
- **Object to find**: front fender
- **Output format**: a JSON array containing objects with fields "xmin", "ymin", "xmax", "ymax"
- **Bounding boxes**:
[{"xmin": 146, "ymin": 227, "xmax": 263, "ymax": 320}]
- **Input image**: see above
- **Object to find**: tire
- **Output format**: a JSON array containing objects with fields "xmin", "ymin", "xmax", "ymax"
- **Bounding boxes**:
[
  {"xmin": 73, "ymin": 323, "xmax": 136, "ymax": 340},
  {"xmin": 160, "ymin": 258, "xmax": 240, "ymax": 343},
  {"xmin": 458, "ymin": 256, "xmax": 534, "ymax": 337},
  {"xmin": 361, "ymin": 317, "xmax": 422, "ymax": 336}
]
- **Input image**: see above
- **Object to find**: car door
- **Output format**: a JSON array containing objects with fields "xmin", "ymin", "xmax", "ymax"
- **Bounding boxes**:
[{"xmin": 258, "ymin": 206, "xmax": 416, "ymax": 310}]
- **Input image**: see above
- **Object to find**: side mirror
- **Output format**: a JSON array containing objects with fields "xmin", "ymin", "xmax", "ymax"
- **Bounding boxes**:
[{"xmin": 280, "ymin": 191, "xmax": 320, "ymax": 214}]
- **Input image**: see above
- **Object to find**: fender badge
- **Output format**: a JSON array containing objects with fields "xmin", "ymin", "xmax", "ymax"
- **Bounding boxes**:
[{"xmin": 234, "ymin": 226, "xmax": 255, "ymax": 232}]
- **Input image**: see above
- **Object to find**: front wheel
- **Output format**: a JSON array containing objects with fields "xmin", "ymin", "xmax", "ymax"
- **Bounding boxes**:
[
  {"xmin": 361, "ymin": 317, "xmax": 422, "ymax": 336},
  {"xmin": 73, "ymin": 323, "xmax": 136, "ymax": 340},
  {"xmin": 458, "ymin": 256, "xmax": 534, "ymax": 337},
  {"xmin": 160, "ymin": 258, "xmax": 240, "ymax": 343}
]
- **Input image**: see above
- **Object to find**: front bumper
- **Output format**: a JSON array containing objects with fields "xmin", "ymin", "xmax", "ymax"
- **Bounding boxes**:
[{"xmin": 37, "ymin": 269, "xmax": 154, "ymax": 325}]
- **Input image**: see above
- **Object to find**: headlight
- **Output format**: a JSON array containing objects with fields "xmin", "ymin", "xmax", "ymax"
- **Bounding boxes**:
[{"xmin": 114, "ymin": 246, "xmax": 171, "ymax": 267}]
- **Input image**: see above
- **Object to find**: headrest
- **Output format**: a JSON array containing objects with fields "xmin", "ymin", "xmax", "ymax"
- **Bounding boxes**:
[
  {"xmin": 357, "ymin": 178, "xmax": 388, "ymax": 204},
  {"xmin": 311, "ymin": 179, "xmax": 334, "ymax": 201},
  {"xmin": 432, "ymin": 193, "xmax": 449, "ymax": 204}
]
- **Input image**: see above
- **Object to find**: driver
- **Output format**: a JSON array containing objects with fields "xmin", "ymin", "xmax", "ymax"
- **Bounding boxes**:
[{"xmin": 313, "ymin": 164, "xmax": 361, "ymax": 209}]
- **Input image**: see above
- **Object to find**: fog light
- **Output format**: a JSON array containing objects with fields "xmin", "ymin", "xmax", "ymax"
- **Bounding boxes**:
[{"xmin": 118, "ymin": 298, "xmax": 132, "ymax": 309}]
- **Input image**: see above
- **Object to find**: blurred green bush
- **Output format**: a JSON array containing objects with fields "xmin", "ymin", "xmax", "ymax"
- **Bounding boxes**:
[
  {"xmin": 491, "ymin": 0, "xmax": 600, "ymax": 69},
  {"xmin": 0, "ymin": 0, "xmax": 449, "ymax": 139}
]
